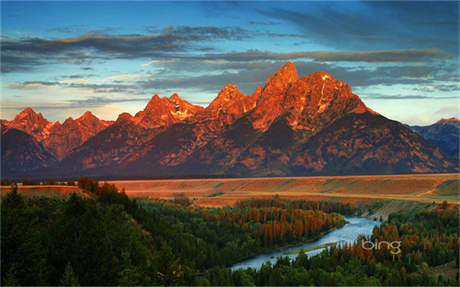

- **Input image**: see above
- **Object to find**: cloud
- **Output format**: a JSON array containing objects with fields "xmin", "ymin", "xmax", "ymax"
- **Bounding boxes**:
[
  {"xmin": 58, "ymin": 79, "xmax": 91, "ymax": 85},
  {"xmin": 2, "ymin": 24, "xmax": 312, "ymax": 73},
  {"xmin": 135, "ymin": 58, "xmax": 460, "ymax": 95},
  {"xmin": 141, "ymin": 58, "xmax": 179, "ymax": 67},
  {"xmin": 256, "ymin": 2, "xmax": 459, "ymax": 54},
  {"xmin": 156, "ymin": 25, "xmax": 249, "ymax": 41},
  {"xmin": 86, "ymin": 27, "xmax": 118, "ymax": 35},
  {"xmin": 66, "ymin": 96, "xmax": 148, "ymax": 107},
  {"xmin": 1, "ymin": 52, "xmax": 47, "ymax": 73},
  {"xmin": 4, "ymin": 81, "xmax": 60, "ymax": 90},
  {"xmin": 137, "ymin": 69, "xmax": 274, "ymax": 94},
  {"xmin": 61, "ymin": 74, "xmax": 97, "ymax": 79},
  {"xmin": 257, "ymin": 5, "xmax": 392, "ymax": 48},
  {"xmin": 414, "ymin": 84, "xmax": 460, "ymax": 93},
  {"xmin": 248, "ymin": 20, "xmax": 280, "ymax": 25},
  {"xmin": 4, "ymin": 80, "xmax": 140, "ymax": 95},
  {"xmin": 106, "ymin": 74, "xmax": 141, "ymax": 81},
  {"xmin": 5, "ymin": 57, "xmax": 458, "ymax": 97},
  {"xmin": 361, "ymin": 93, "xmax": 458, "ymax": 100},
  {"xmin": 5, "ymin": 25, "xmax": 250, "ymax": 55},
  {"xmin": 1, "ymin": 96, "xmax": 149, "ymax": 110},
  {"xmin": 435, "ymin": 105, "xmax": 459, "ymax": 116},
  {"xmin": 145, "ymin": 25, "xmax": 159, "ymax": 33},
  {"xmin": 47, "ymin": 25, "xmax": 86, "ymax": 35},
  {"xmin": 201, "ymin": 48, "xmax": 450, "ymax": 63},
  {"xmin": 415, "ymin": 21, "xmax": 459, "ymax": 26},
  {"xmin": 1, "ymin": 25, "xmax": 253, "ymax": 73}
]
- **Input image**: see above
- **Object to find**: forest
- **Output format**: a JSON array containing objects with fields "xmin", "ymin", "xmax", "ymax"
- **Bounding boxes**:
[{"xmin": 1, "ymin": 177, "xmax": 458, "ymax": 286}]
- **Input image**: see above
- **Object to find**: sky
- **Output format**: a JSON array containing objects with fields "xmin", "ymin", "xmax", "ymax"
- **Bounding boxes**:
[{"xmin": 1, "ymin": 1, "xmax": 459, "ymax": 125}]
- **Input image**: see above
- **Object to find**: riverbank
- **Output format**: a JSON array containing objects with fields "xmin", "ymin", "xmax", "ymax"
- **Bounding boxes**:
[
  {"xmin": 228, "ymin": 218, "xmax": 348, "ymax": 268},
  {"xmin": 362, "ymin": 200, "xmax": 436, "ymax": 222},
  {"xmin": 283, "ymin": 242, "xmax": 337, "ymax": 255},
  {"xmin": 231, "ymin": 217, "xmax": 379, "ymax": 271}
]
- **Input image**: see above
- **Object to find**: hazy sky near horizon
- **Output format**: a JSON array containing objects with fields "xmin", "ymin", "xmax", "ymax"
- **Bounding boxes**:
[{"xmin": 1, "ymin": 1, "xmax": 459, "ymax": 125}]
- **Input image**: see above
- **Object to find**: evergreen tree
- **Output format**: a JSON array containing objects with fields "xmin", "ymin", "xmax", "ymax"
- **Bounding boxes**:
[
  {"xmin": 59, "ymin": 263, "xmax": 79, "ymax": 286},
  {"xmin": 3, "ymin": 266, "xmax": 19, "ymax": 286},
  {"xmin": 117, "ymin": 251, "xmax": 144, "ymax": 286}
]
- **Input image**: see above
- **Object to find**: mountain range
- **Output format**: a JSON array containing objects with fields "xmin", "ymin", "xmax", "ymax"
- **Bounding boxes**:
[
  {"xmin": 2, "ymin": 62, "xmax": 458, "ymax": 179},
  {"xmin": 410, "ymin": 118, "xmax": 459, "ymax": 161}
]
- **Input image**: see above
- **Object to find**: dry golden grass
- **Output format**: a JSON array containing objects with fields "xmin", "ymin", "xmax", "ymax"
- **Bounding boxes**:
[{"xmin": 108, "ymin": 173, "xmax": 460, "ymax": 207}]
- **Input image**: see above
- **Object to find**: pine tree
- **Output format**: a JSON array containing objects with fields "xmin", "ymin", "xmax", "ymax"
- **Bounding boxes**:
[
  {"xmin": 60, "ymin": 263, "xmax": 79, "ymax": 286},
  {"xmin": 3, "ymin": 265, "xmax": 19, "ymax": 286},
  {"xmin": 118, "ymin": 251, "xmax": 143, "ymax": 286}
]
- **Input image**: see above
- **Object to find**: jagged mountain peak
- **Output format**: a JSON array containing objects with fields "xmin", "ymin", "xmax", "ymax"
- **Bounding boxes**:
[
  {"xmin": 207, "ymin": 84, "xmax": 246, "ymax": 111},
  {"xmin": 169, "ymin": 93, "xmax": 181, "ymax": 103},
  {"xmin": 77, "ymin": 111, "xmax": 96, "ymax": 121},
  {"xmin": 266, "ymin": 61, "xmax": 298, "ymax": 85},
  {"xmin": 436, "ymin": 117, "xmax": 459, "ymax": 124},
  {"xmin": 6, "ymin": 107, "xmax": 53, "ymax": 142},
  {"xmin": 62, "ymin": 117, "xmax": 74, "ymax": 124},
  {"xmin": 59, "ymin": 111, "xmax": 112, "ymax": 129},
  {"xmin": 220, "ymin": 83, "xmax": 240, "ymax": 94},
  {"xmin": 116, "ymin": 112, "xmax": 137, "ymax": 124},
  {"xmin": 19, "ymin": 106, "xmax": 36, "ymax": 115},
  {"xmin": 15, "ymin": 107, "xmax": 48, "ymax": 122},
  {"xmin": 3, "ymin": 62, "xmax": 457, "ymax": 178},
  {"xmin": 250, "ymin": 63, "xmax": 373, "ymax": 131},
  {"xmin": 262, "ymin": 62, "xmax": 299, "ymax": 96},
  {"xmin": 135, "ymin": 93, "xmax": 203, "ymax": 128},
  {"xmin": 145, "ymin": 94, "xmax": 163, "ymax": 106}
]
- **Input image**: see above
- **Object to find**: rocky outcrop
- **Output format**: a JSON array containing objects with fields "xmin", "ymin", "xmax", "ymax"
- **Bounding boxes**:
[
  {"xmin": 4, "ymin": 107, "xmax": 55, "ymax": 141},
  {"xmin": 292, "ymin": 112, "xmax": 455, "ymax": 175},
  {"xmin": 43, "ymin": 111, "xmax": 113, "ymax": 160},
  {"xmin": 135, "ymin": 94, "xmax": 204, "ymax": 128},
  {"xmin": 2, "ymin": 109, "xmax": 113, "ymax": 160},
  {"xmin": 2, "ymin": 62, "xmax": 457, "ymax": 178},
  {"xmin": 1, "ymin": 128, "xmax": 57, "ymax": 176}
]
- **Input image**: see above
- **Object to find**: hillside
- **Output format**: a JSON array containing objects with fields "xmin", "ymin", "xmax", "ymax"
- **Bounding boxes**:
[{"xmin": 1, "ymin": 62, "xmax": 457, "ymax": 178}]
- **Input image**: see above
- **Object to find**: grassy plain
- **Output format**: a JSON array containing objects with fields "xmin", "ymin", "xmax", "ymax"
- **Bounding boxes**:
[
  {"xmin": 2, "ymin": 173, "xmax": 458, "ymax": 207},
  {"xmin": 107, "ymin": 173, "xmax": 459, "ymax": 207}
]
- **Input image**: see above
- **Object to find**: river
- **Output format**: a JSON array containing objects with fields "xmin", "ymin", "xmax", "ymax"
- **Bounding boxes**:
[{"xmin": 231, "ymin": 217, "xmax": 380, "ymax": 271}]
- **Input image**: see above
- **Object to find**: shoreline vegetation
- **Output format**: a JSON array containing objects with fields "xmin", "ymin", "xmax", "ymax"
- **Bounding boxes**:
[
  {"xmin": 283, "ymin": 242, "xmax": 338, "ymax": 256},
  {"xmin": 230, "ymin": 219, "xmax": 349, "ymax": 268},
  {"xmin": 1, "ymin": 176, "xmax": 459, "ymax": 285}
]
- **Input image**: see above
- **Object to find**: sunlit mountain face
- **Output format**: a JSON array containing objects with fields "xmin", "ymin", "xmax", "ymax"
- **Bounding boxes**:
[
  {"xmin": 1, "ymin": 1, "xmax": 458, "ymax": 178},
  {"xmin": 1, "ymin": 1, "xmax": 458, "ymax": 126},
  {"xmin": 1, "ymin": 3, "xmax": 459, "ymax": 287},
  {"xmin": 2, "ymin": 63, "xmax": 458, "ymax": 178}
]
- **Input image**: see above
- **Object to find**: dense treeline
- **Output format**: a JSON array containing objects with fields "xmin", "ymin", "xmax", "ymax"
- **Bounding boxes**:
[
  {"xmin": 208, "ymin": 205, "xmax": 460, "ymax": 286},
  {"xmin": 2, "ymin": 177, "xmax": 457, "ymax": 286},
  {"xmin": 1, "ymin": 177, "xmax": 346, "ymax": 286},
  {"xmin": 129, "ymin": 199, "xmax": 344, "ymax": 269},
  {"xmin": 2, "ymin": 185, "xmax": 150, "ymax": 285},
  {"xmin": 210, "ymin": 206, "xmax": 344, "ymax": 246},
  {"xmin": 1, "ymin": 178, "xmax": 13, "ymax": 186},
  {"xmin": 0, "ymin": 178, "xmax": 77, "ymax": 186},
  {"xmin": 236, "ymin": 197, "xmax": 357, "ymax": 216}
]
